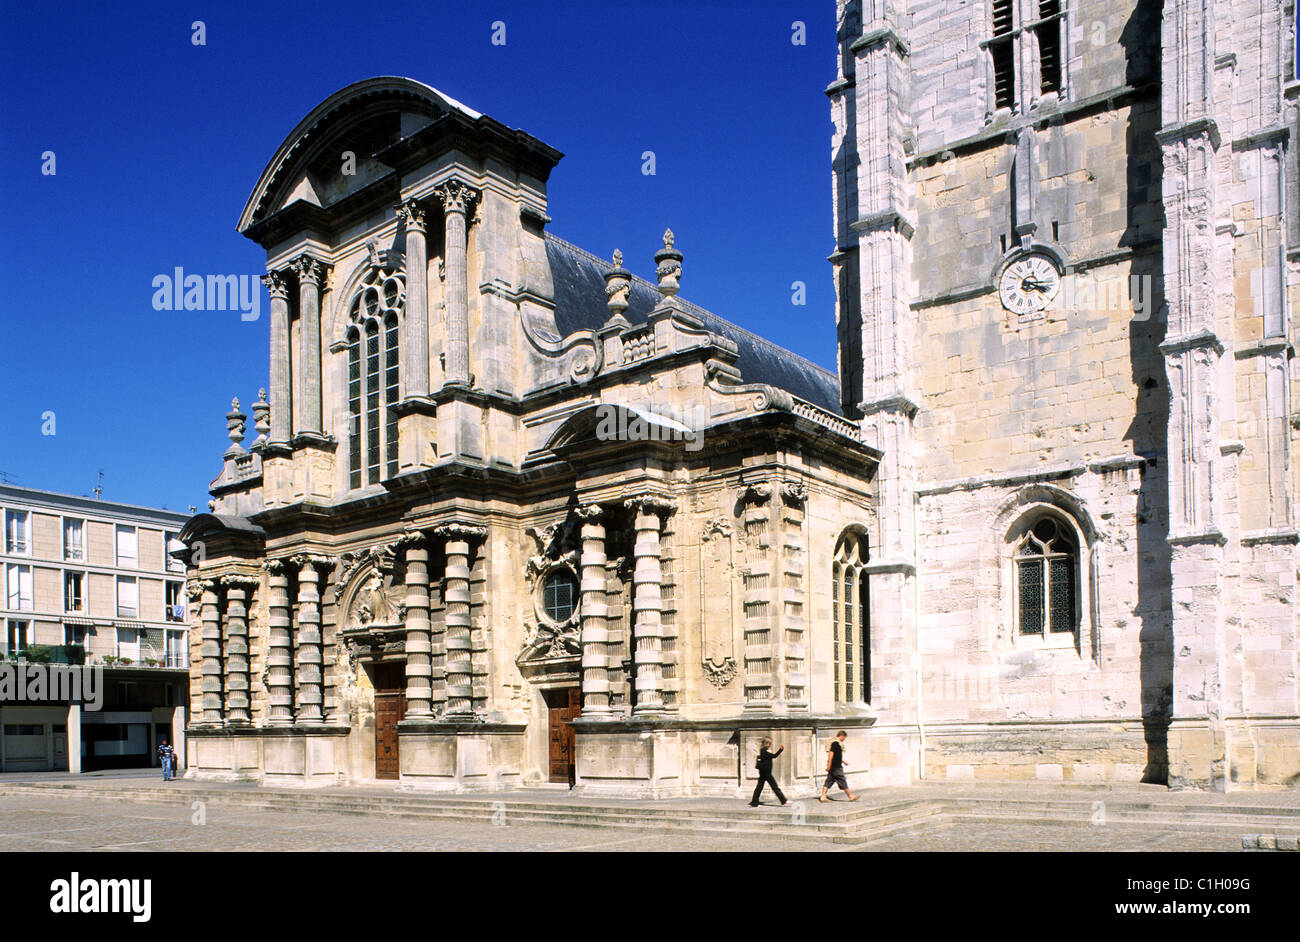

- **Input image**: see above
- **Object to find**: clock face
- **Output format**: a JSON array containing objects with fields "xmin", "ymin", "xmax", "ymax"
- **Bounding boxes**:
[{"xmin": 998, "ymin": 254, "xmax": 1061, "ymax": 314}]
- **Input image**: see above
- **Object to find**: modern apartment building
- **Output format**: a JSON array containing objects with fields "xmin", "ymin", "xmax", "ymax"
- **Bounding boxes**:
[{"xmin": 0, "ymin": 484, "xmax": 191, "ymax": 772}]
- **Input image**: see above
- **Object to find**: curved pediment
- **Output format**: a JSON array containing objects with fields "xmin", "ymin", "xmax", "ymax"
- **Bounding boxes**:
[
  {"xmin": 238, "ymin": 77, "xmax": 483, "ymax": 234},
  {"xmin": 546, "ymin": 403, "xmax": 695, "ymax": 453}
]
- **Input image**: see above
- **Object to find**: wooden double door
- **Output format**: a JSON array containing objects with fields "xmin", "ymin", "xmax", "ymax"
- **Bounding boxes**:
[
  {"xmin": 372, "ymin": 663, "xmax": 406, "ymax": 781},
  {"xmin": 545, "ymin": 687, "xmax": 580, "ymax": 786}
]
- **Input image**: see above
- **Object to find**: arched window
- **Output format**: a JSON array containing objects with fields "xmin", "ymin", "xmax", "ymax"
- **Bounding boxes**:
[
  {"xmin": 832, "ymin": 529, "xmax": 871, "ymax": 704},
  {"xmin": 541, "ymin": 568, "xmax": 579, "ymax": 623},
  {"xmin": 345, "ymin": 266, "xmax": 405, "ymax": 489},
  {"xmin": 1013, "ymin": 515, "xmax": 1076, "ymax": 637}
]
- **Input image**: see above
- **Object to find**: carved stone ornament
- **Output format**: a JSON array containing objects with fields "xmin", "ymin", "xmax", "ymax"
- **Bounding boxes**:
[
  {"xmin": 433, "ymin": 178, "xmax": 480, "ymax": 216},
  {"xmin": 736, "ymin": 482, "xmax": 773, "ymax": 506},
  {"xmin": 703, "ymin": 657, "xmax": 739, "ymax": 688},
  {"xmin": 780, "ymin": 481, "xmax": 809, "ymax": 505}
]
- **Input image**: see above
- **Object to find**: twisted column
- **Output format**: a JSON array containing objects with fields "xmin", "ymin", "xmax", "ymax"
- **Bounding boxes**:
[
  {"xmin": 397, "ymin": 200, "xmax": 430, "ymax": 399},
  {"xmin": 199, "ymin": 579, "xmax": 223, "ymax": 725},
  {"xmin": 433, "ymin": 179, "xmax": 478, "ymax": 388},
  {"xmin": 263, "ymin": 270, "xmax": 292, "ymax": 446},
  {"xmin": 435, "ymin": 523, "xmax": 487, "ymax": 716},
  {"xmin": 264, "ymin": 559, "xmax": 294, "ymax": 726},
  {"xmin": 400, "ymin": 530, "xmax": 433, "ymax": 718},
  {"xmin": 220, "ymin": 574, "xmax": 258, "ymax": 726},
  {"xmin": 290, "ymin": 255, "xmax": 330, "ymax": 436},
  {"xmin": 577, "ymin": 504, "xmax": 611, "ymax": 716},
  {"xmin": 292, "ymin": 555, "xmax": 333, "ymax": 725},
  {"xmin": 625, "ymin": 495, "xmax": 676, "ymax": 715}
]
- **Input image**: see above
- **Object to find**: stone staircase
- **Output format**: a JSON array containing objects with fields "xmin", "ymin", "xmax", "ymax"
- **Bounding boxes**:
[{"xmin": 1, "ymin": 779, "xmax": 1295, "ymax": 845}]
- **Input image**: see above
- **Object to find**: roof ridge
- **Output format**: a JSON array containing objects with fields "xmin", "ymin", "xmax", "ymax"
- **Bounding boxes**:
[{"xmin": 544, "ymin": 233, "xmax": 839, "ymax": 389}]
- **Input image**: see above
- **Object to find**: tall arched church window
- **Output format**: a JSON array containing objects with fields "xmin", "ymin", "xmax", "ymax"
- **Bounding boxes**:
[
  {"xmin": 1013, "ymin": 515, "xmax": 1076, "ymax": 636},
  {"xmin": 345, "ymin": 266, "xmax": 405, "ymax": 489},
  {"xmin": 832, "ymin": 529, "xmax": 871, "ymax": 704}
]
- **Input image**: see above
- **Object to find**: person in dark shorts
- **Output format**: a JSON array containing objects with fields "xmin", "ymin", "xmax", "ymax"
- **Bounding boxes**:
[
  {"xmin": 749, "ymin": 737, "xmax": 787, "ymax": 807},
  {"xmin": 820, "ymin": 730, "xmax": 858, "ymax": 802}
]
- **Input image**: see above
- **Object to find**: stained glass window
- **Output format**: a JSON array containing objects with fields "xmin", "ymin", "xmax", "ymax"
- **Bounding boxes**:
[{"xmin": 1014, "ymin": 515, "xmax": 1076, "ymax": 637}]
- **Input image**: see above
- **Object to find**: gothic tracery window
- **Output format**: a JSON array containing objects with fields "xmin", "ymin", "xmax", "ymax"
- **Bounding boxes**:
[
  {"xmin": 1013, "ymin": 515, "xmax": 1076, "ymax": 637},
  {"xmin": 346, "ymin": 266, "xmax": 405, "ymax": 489},
  {"xmin": 832, "ymin": 529, "xmax": 871, "ymax": 704}
]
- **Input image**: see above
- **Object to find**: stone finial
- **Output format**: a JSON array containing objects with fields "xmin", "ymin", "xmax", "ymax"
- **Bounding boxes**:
[
  {"xmin": 604, "ymin": 248, "xmax": 632, "ymax": 325},
  {"xmin": 654, "ymin": 228, "xmax": 682, "ymax": 297},
  {"xmin": 226, "ymin": 397, "xmax": 247, "ymax": 455},
  {"xmin": 250, "ymin": 388, "xmax": 271, "ymax": 448}
]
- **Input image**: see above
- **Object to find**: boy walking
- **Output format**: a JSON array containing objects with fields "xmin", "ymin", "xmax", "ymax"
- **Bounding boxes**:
[{"xmin": 819, "ymin": 730, "xmax": 858, "ymax": 802}]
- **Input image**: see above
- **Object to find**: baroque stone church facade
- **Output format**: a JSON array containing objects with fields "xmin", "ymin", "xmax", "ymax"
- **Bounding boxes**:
[{"xmin": 180, "ymin": 0, "xmax": 1299, "ymax": 793}]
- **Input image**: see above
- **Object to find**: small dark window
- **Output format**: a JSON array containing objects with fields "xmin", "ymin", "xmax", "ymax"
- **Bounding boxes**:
[
  {"xmin": 1038, "ymin": 0, "xmax": 1062, "ymax": 94},
  {"xmin": 991, "ymin": 0, "xmax": 1016, "ymax": 110},
  {"xmin": 542, "ymin": 569, "xmax": 579, "ymax": 623}
]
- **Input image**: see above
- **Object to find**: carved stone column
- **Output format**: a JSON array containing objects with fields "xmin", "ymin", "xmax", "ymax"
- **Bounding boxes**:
[
  {"xmin": 435, "ymin": 523, "xmax": 487, "ymax": 716},
  {"xmin": 292, "ymin": 555, "xmax": 333, "ymax": 726},
  {"xmin": 264, "ymin": 559, "xmax": 294, "ymax": 726},
  {"xmin": 220, "ymin": 574, "xmax": 258, "ymax": 726},
  {"xmin": 433, "ymin": 179, "xmax": 479, "ymax": 388},
  {"xmin": 263, "ymin": 270, "xmax": 292, "ymax": 447},
  {"xmin": 577, "ymin": 504, "xmax": 611, "ymax": 717},
  {"xmin": 737, "ymin": 483, "xmax": 775, "ymax": 712},
  {"xmin": 625, "ymin": 495, "xmax": 676, "ymax": 715},
  {"xmin": 290, "ymin": 255, "xmax": 330, "ymax": 437},
  {"xmin": 199, "ymin": 578, "xmax": 223, "ymax": 725},
  {"xmin": 400, "ymin": 530, "xmax": 433, "ymax": 718},
  {"xmin": 397, "ymin": 200, "xmax": 430, "ymax": 399}
]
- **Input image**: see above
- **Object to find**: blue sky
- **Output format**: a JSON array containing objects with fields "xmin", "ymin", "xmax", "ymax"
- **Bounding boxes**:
[{"xmin": 0, "ymin": 1, "xmax": 838, "ymax": 511}]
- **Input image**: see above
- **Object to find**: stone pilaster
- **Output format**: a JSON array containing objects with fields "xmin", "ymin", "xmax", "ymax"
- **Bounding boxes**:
[
  {"xmin": 220, "ymin": 574, "xmax": 258, "ymax": 726},
  {"xmin": 263, "ymin": 558, "xmax": 294, "ymax": 726},
  {"xmin": 292, "ymin": 554, "xmax": 333, "ymax": 726},
  {"xmin": 779, "ymin": 481, "xmax": 810, "ymax": 709},
  {"xmin": 400, "ymin": 530, "xmax": 433, "ymax": 718},
  {"xmin": 397, "ymin": 200, "xmax": 430, "ymax": 400},
  {"xmin": 433, "ymin": 179, "xmax": 479, "ymax": 388},
  {"xmin": 737, "ymin": 483, "xmax": 775, "ymax": 711},
  {"xmin": 577, "ymin": 504, "xmax": 611, "ymax": 717},
  {"xmin": 289, "ymin": 255, "xmax": 330, "ymax": 437},
  {"xmin": 263, "ymin": 269, "xmax": 292, "ymax": 447},
  {"xmin": 199, "ymin": 579, "xmax": 223, "ymax": 725},
  {"xmin": 434, "ymin": 522, "xmax": 487, "ymax": 717},
  {"xmin": 625, "ymin": 495, "xmax": 676, "ymax": 715}
]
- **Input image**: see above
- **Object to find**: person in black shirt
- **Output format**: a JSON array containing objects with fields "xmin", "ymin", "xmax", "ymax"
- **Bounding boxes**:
[
  {"xmin": 158, "ymin": 739, "xmax": 175, "ymax": 782},
  {"xmin": 819, "ymin": 730, "xmax": 858, "ymax": 802},
  {"xmin": 749, "ymin": 738, "xmax": 787, "ymax": 807}
]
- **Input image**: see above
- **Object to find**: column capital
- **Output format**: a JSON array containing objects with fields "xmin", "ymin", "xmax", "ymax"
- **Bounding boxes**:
[
  {"xmin": 735, "ymin": 482, "xmax": 773, "ymax": 506},
  {"xmin": 186, "ymin": 580, "xmax": 206, "ymax": 602},
  {"xmin": 290, "ymin": 553, "xmax": 338, "ymax": 574},
  {"xmin": 433, "ymin": 178, "xmax": 480, "ymax": 217},
  {"xmin": 396, "ymin": 528, "xmax": 428, "ymax": 550},
  {"xmin": 219, "ymin": 573, "xmax": 261, "ymax": 590},
  {"xmin": 262, "ymin": 269, "xmax": 291, "ymax": 300},
  {"xmin": 396, "ymin": 198, "xmax": 428, "ymax": 233},
  {"xmin": 288, "ymin": 254, "xmax": 331, "ymax": 287},
  {"xmin": 779, "ymin": 481, "xmax": 808, "ymax": 506},
  {"xmin": 432, "ymin": 522, "xmax": 488, "ymax": 543},
  {"xmin": 575, "ymin": 503, "xmax": 604, "ymax": 522},
  {"xmin": 262, "ymin": 557, "xmax": 289, "ymax": 576},
  {"xmin": 624, "ymin": 494, "xmax": 677, "ymax": 517}
]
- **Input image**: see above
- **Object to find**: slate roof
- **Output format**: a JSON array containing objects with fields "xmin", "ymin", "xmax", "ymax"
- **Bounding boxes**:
[{"xmin": 545, "ymin": 235, "xmax": 843, "ymax": 414}]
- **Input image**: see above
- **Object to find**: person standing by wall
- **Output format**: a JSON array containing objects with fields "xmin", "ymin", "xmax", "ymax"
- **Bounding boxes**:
[{"xmin": 158, "ymin": 738, "xmax": 175, "ymax": 782}]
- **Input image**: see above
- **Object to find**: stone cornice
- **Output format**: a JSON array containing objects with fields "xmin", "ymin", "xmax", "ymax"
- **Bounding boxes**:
[
  {"xmin": 850, "ymin": 209, "xmax": 915, "ymax": 240},
  {"xmin": 1234, "ymin": 337, "xmax": 1289, "ymax": 359},
  {"xmin": 734, "ymin": 483, "xmax": 773, "ymax": 506},
  {"xmin": 1160, "ymin": 330, "xmax": 1225, "ymax": 357},
  {"xmin": 1155, "ymin": 116, "xmax": 1222, "ymax": 150},
  {"xmin": 849, "ymin": 27, "xmax": 909, "ymax": 57}
]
